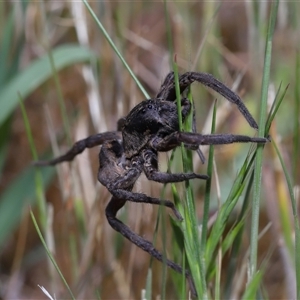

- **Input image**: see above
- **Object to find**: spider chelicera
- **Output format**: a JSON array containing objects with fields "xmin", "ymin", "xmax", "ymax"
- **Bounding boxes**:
[{"xmin": 35, "ymin": 71, "xmax": 268, "ymax": 295}]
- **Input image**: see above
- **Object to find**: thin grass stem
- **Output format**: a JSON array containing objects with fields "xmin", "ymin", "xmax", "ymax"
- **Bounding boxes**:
[
  {"xmin": 19, "ymin": 94, "xmax": 47, "ymax": 230},
  {"xmin": 200, "ymin": 100, "xmax": 217, "ymax": 297},
  {"xmin": 30, "ymin": 210, "xmax": 76, "ymax": 300},
  {"xmin": 249, "ymin": 0, "xmax": 278, "ymax": 281},
  {"xmin": 265, "ymin": 84, "xmax": 289, "ymax": 134},
  {"xmin": 201, "ymin": 100, "xmax": 216, "ymax": 252},
  {"xmin": 293, "ymin": 51, "xmax": 300, "ymax": 184},
  {"xmin": 82, "ymin": 0, "xmax": 149, "ymax": 99}
]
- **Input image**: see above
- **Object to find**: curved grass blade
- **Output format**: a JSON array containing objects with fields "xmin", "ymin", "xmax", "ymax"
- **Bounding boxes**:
[
  {"xmin": 30, "ymin": 210, "xmax": 76, "ymax": 300},
  {"xmin": 19, "ymin": 94, "xmax": 47, "ymax": 229},
  {"xmin": 242, "ymin": 271, "xmax": 263, "ymax": 300},
  {"xmin": 224, "ymin": 172, "xmax": 254, "ymax": 297},
  {"xmin": 206, "ymin": 151, "xmax": 256, "ymax": 270},
  {"xmin": 0, "ymin": 44, "xmax": 97, "ymax": 127},
  {"xmin": 265, "ymin": 83, "xmax": 289, "ymax": 134}
]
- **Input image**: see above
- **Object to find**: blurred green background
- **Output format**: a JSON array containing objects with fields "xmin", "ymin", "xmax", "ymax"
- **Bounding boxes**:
[{"xmin": 0, "ymin": 1, "xmax": 299, "ymax": 299}]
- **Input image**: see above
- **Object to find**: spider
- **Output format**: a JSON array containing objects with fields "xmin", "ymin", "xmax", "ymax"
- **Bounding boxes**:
[{"xmin": 34, "ymin": 71, "xmax": 268, "ymax": 295}]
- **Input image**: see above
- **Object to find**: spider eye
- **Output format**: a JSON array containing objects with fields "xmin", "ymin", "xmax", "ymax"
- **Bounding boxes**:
[{"xmin": 148, "ymin": 104, "xmax": 152, "ymax": 109}]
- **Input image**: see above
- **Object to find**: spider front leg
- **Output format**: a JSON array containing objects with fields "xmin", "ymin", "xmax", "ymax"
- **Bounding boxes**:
[
  {"xmin": 182, "ymin": 72, "xmax": 259, "ymax": 129},
  {"xmin": 34, "ymin": 131, "xmax": 121, "ymax": 166},
  {"xmin": 152, "ymin": 132, "xmax": 269, "ymax": 152},
  {"xmin": 157, "ymin": 71, "xmax": 259, "ymax": 130},
  {"xmin": 105, "ymin": 196, "xmax": 196, "ymax": 297}
]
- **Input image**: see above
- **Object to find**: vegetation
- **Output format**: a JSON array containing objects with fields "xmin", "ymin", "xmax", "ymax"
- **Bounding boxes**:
[{"xmin": 0, "ymin": 1, "xmax": 299, "ymax": 299}]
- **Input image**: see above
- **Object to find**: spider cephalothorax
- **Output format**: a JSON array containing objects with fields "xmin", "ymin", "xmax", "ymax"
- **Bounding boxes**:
[
  {"xmin": 34, "ymin": 71, "xmax": 269, "ymax": 295},
  {"xmin": 120, "ymin": 98, "xmax": 191, "ymax": 158}
]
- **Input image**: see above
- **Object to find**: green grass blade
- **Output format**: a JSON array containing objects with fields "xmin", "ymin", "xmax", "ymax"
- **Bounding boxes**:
[
  {"xmin": 224, "ymin": 172, "xmax": 254, "ymax": 297},
  {"xmin": 242, "ymin": 271, "xmax": 263, "ymax": 300},
  {"xmin": 206, "ymin": 182, "xmax": 245, "ymax": 268},
  {"xmin": 273, "ymin": 141, "xmax": 300, "ymax": 297},
  {"xmin": 200, "ymin": 100, "xmax": 217, "ymax": 297},
  {"xmin": 30, "ymin": 210, "xmax": 76, "ymax": 300},
  {"xmin": 206, "ymin": 151, "xmax": 256, "ymax": 272},
  {"xmin": 19, "ymin": 95, "xmax": 38, "ymax": 161},
  {"xmin": 221, "ymin": 221, "xmax": 244, "ymax": 256},
  {"xmin": 249, "ymin": 0, "xmax": 278, "ymax": 280},
  {"xmin": 0, "ymin": 166, "xmax": 54, "ymax": 246},
  {"xmin": 265, "ymin": 84, "xmax": 289, "ymax": 134},
  {"xmin": 207, "ymin": 220, "xmax": 245, "ymax": 283},
  {"xmin": 0, "ymin": 44, "xmax": 97, "ymax": 127},
  {"xmin": 265, "ymin": 82, "xmax": 282, "ymax": 132},
  {"xmin": 163, "ymin": 2, "xmax": 203, "ymax": 296},
  {"xmin": 180, "ymin": 252, "xmax": 187, "ymax": 298},
  {"xmin": 19, "ymin": 94, "xmax": 48, "ymax": 229},
  {"xmin": 201, "ymin": 100, "xmax": 217, "ymax": 256},
  {"xmin": 293, "ymin": 51, "xmax": 300, "ymax": 183},
  {"xmin": 173, "ymin": 63, "xmax": 204, "ymax": 298},
  {"xmin": 82, "ymin": 0, "xmax": 149, "ymax": 99}
]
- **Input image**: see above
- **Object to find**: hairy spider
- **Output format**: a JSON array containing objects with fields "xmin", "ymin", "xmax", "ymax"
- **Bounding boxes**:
[{"xmin": 34, "ymin": 71, "xmax": 268, "ymax": 295}]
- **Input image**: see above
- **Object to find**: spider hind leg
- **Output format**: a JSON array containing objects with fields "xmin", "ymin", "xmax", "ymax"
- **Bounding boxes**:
[{"xmin": 105, "ymin": 196, "xmax": 196, "ymax": 297}]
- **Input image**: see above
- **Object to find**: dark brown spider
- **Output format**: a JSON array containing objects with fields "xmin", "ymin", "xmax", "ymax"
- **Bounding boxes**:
[{"xmin": 34, "ymin": 71, "xmax": 268, "ymax": 296}]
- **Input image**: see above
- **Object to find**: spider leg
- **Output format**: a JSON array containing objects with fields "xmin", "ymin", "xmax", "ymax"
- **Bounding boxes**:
[
  {"xmin": 184, "ymin": 72, "xmax": 259, "ymax": 129},
  {"xmin": 105, "ymin": 196, "xmax": 196, "ymax": 296},
  {"xmin": 141, "ymin": 149, "xmax": 209, "ymax": 182},
  {"xmin": 156, "ymin": 72, "xmax": 175, "ymax": 100},
  {"xmin": 152, "ymin": 132, "xmax": 269, "ymax": 152},
  {"xmin": 34, "ymin": 131, "xmax": 121, "ymax": 166},
  {"xmin": 157, "ymin": 71, "xmax": 259, "ymax": 130},
  {"xmin": 98, "ymin": 143, "xmax": 183, "ymax": 220},
  {"xmin": 181, "ymin": 132, "xmax": 269, "ymax": 145},
  {"xmin": 108, "ymin": 188, "xmax": 183, "ymax": 221},
  {"xmin": 98, "ymin": 142, "xmax": 196, "ymax": 292},
  {"xmin": 157, "ymin": 76, "xmax": 192, "ymax": 121}
]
